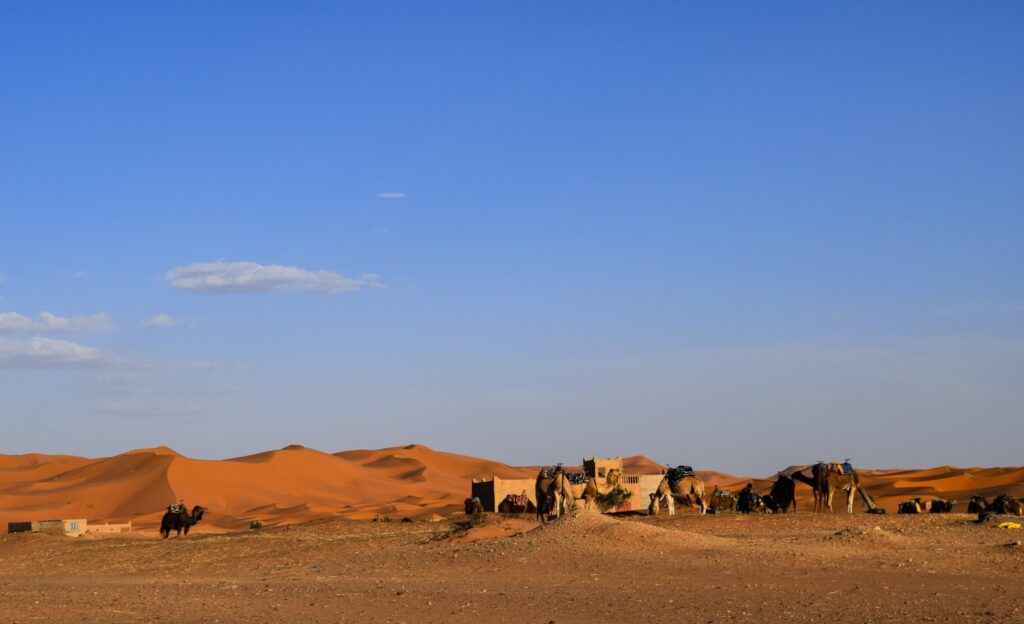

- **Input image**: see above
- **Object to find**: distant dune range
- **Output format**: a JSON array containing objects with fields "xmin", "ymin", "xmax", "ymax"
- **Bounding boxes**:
[{"xmin": 1, "ymin": 444, "xmax": 1022, "ymax": 533}]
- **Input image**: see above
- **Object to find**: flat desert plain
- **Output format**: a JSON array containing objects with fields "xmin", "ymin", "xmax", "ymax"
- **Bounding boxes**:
[
  {"xmin": 2, "ymin": 445, "xmax": 1024, "ymax": 622},
  {"xmin": 2, "ymin": 511, "xmax": 1024, "ymax": 623}
]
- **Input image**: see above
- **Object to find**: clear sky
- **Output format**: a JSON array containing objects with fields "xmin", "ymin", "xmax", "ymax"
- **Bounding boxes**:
[{"xmin": 1, "ymin": 3, "xmax": 1021, "ymax": 475}]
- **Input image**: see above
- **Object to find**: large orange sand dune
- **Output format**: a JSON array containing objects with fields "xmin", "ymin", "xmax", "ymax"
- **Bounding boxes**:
[{"xmin": 1, "ymin": 445, "xmax": 1022, "ymax": 534}]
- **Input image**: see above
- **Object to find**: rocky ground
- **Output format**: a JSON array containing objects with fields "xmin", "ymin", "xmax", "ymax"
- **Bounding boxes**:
[{"xmin": 1, "ymin": 510, "xmax": 1022, "ymax": 623}]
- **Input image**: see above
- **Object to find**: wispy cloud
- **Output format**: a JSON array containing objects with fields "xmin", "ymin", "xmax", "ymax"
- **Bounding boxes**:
[
  {"xmin": 166, "ymin": 261, "xmax": 382, "ymax": 294},
  {"xmin": 0, "ymin": 337, "xmax": 116, "ymax": 369},
  {"xmin": 376, "ymin": 192, "xmax": 406, "ymax": 199},
  {"xmin": 0, "ymin": 311, "xmax": 112, "ymax": 334},
  {"xmin": 141, "ymin": 313, "xmax": 178, "ymax": 328}
]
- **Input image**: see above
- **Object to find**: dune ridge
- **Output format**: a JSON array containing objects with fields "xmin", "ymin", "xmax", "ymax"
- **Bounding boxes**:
[{"xmin": 1, "ymin": 446, "xmax": 1021, "ymax": 533}]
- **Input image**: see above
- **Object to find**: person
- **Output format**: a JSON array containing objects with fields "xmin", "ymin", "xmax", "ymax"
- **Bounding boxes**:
[{"xmin": 737, "ymin": 483, "xmax": 756, "ymax": 513}]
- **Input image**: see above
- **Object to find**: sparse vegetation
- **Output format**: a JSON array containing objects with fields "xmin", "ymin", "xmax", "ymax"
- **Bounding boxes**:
[{"xmin": 594, "ymin": 485, "xmax": 633, "ymax": 512}]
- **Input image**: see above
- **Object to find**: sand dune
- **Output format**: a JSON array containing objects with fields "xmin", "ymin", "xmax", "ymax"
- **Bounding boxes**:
[{"xmin": 1, "ymin": 445, "xmax": 1022, "ymax": 533}]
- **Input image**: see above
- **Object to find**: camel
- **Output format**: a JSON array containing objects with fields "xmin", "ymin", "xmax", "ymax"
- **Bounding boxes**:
[
  {"xmin": 648, "ymin": 471, "xmax": 707, "ymax": 516},
  {"xmin": 967, "ymin": 495, "xmax": 989, "ymax": 514},
  {"xmin": 710, "ymin": 488, "xmax": 736, "ymax": 513},
  {"xmin": 990, "ymin": 494, "xmax": 1024, "ymax": 516},
  {"xmin": 558, "ymin": 468, "xmax": 625, "ymax": 514},
  {"xmin": 160, "ymin": 504, "xmax": 207, "ymax": 538},
  {"xmin": 497, "ymin": 492, "xmax": 535, "ymax": 514},
  {"xmin": 535, "ymin": 466, "xmax": 568, "ymax": 521},
  {"xmin": 898, "ymin": 498, "xmax": 925, "ymax": 514},
  {"xmin": 929, "ymin": 499, "xmax": 957, "ymax": 513},
  {"xmin": 769, "ymin": 475, "xmax": 796, "ymax": 513},
  {"xmin": 464, "ymin": 496, "xmax": 484, "ymax": 518},
  {"xmin": 794, "ymin": 463, "xmax": 877, "ymax": 513},
  {"xmin": 536, "ymin": 466, "xmax": 624, "ymax": 519}
]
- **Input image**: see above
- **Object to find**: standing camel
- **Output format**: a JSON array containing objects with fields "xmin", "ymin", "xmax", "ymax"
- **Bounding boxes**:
[
  {"xmin": 795, "ymin": 463, "xmax": 876, "ymax": 513},
  {"xmin": 648, "ymin": 469, "xmax": 707, "ymax": 516},
  {"xmin": 160, "ymin": 504, "xmax": 207, "ymax": 538},
  {"xmin": 769, "ymin": 474, "xmax": 797, "ymax": 513},
  {"xmin": 535, "ymin": 466, "xmax": 569, "ymax": 522}
]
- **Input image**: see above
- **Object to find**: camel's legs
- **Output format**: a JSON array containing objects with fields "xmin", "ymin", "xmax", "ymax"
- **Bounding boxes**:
[
  {"xmin": 847, "ymin": 487, "xmax": 855, "ymax": 513},
  {"xmin": 826, "ymin": 487, "xmax": 835, "ymax": 513},
  {"xmin": 666, "ymin": 495, "xmax": 675, "ymax": 516}
]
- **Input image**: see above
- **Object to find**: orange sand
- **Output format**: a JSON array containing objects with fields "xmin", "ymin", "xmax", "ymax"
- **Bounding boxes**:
[{"xmin": 1, "ymin": 445, "xmax": 1021, "ymax": 533}]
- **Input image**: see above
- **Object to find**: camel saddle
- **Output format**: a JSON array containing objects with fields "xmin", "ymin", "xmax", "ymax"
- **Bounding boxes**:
[
  {"xmin": 564, "ymin": 471, "xmax": 589, "ymax": 485},
  {"xmin": 667, "ymin": 466, "xmax": 695, "ymax": 486},
  {"xmin": 818, "ymin": 461, "xmax": 854, "ymax": 475},
  {"xmin": 539, "ymin": 465, "xmax": 560, "ymax": 479}
]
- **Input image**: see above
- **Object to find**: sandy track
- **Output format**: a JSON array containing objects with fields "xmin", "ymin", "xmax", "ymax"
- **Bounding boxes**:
[{"xmin": 2, "ymin": 511, "xmax": 1022, "ymax": 623}]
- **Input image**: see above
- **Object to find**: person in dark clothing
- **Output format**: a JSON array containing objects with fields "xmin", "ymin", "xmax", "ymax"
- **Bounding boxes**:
[{"xmin": 737, "ymin": 483, "xmax": 756, "ymax": 514}]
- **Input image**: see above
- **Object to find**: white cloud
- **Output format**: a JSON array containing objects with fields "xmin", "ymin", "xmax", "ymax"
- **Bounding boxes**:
[
  {"xmin": 141, "ymin": 313, "xmax": 178, "ymax": 328},
  {"xmin": 0, "ymin": 311, "xmax": 112, "ymax": 334},
  {"xmin": 166, "ymin": 261, "xmax": 382, "ymax": 294},
  {"xmin": 376, "ymin": 192, "xmax": 406, "ymax": 199},
  {"xmin": 0, "ymin": 337, "xmax": 115, "ymax": 369}
]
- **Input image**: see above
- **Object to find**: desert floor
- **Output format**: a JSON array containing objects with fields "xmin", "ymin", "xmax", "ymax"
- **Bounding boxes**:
[{"xmin": 2, "ymin": 510, "xmax": 1022, "ymax": 623}]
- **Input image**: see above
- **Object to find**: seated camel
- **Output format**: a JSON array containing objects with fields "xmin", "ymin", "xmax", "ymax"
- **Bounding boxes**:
[
  {"xmin": 967, "ymin": 495, "xmax": 990, "ymax": 514},
  {"xmin": 929, "ymin": 498, "xmax": 957, "ymax": 513},
  {"xmin": 990, "ymin": 493, "xmax": 1024, "ymax": 516},
  {"xmin": 648, "ymin": 467, "xmax": 707, "ymax": 516},
  {"xmin": 710, "ymin": 488, "xmax": 736, "ymax": 513},
  {"xmin": 898, "ymin": 498, "xmax": 925, "ymax": 514}
]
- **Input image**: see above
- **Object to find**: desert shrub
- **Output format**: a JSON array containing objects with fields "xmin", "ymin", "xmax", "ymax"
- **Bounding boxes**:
[
  {"xmin": 594, "ymin": 485, "xmax": 633, "ymax": 512},
  {"xmin": 250, "ymin": 520, "xmax": 263, "ymax": 530}
]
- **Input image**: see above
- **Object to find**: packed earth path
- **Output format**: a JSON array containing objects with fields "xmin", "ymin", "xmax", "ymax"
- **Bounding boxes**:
[{"xmin": 1, "ymin": 510, "xmax": 1022, "ymax": 623}]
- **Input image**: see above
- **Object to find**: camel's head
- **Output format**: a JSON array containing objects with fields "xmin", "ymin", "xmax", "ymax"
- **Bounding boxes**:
[
  {"xmin": 648, "ymin": 492, "xmax": 663, "ymax": 516},
  {"xmin": 605, "ymin": 468, "xmax": 622, "ymax": 486},
  {"xmin": 191, "ymin": 506, "xmax": 207, "ymax": 522}
]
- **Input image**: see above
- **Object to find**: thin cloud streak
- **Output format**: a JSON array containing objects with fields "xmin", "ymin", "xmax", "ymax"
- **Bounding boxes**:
[
  {"xmin": 141, "ymin": 313, "xmax": 178, "ymax": 328},
  {"xmin": 0, "ymin": 337, "xmax": 117, "ymax": 369},
  {"xmin": 166, "ymin": 261, "xmax": 381, "ymax": 294},
  {"xmin": 0, "ymin": 311, "xmax": 112, "ymax": 333}
]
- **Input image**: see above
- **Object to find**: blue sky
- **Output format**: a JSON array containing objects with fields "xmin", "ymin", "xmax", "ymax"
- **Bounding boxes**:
[{"xmin": 1, "ymin": 3, "xmax": 1021, "ymax": 474}]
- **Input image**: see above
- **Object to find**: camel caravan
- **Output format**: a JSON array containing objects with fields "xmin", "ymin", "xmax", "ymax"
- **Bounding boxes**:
[
  {"xmin": 529, "ymin": 458, "xmax": 879, "ymax": 521},
  {"xmin": 469, "ymin": 456, "xmax": 1024, "ymax": 522}
]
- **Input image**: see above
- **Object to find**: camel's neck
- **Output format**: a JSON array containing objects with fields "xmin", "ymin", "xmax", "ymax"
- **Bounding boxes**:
[{"xmin": 791, "ymin": 471, "xmax": 816, "ymax": 487}]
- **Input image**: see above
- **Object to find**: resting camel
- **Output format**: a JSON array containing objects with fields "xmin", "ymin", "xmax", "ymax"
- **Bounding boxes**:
[
  {"xmin": 648, "ymin": 472, "xmax": 707, "ymax": 516},
  {"xmin": 991, "ymin": 494, "xmax": 1024, "ymax": 516},
  {"xmin": 710, "ymin": 488, "xmax": 736, "ymax": 513},
  {"xmin": 160, "ymin": 504, "xmax": 207, "ymax": 539},
  {"xmin": 794, "ymin": 463, "xmax": 877, "ymax": 513},
  {"xmin": 967, "ymin": 495, "xmax": 989, "ymax": 514}
]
